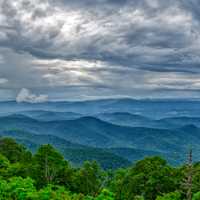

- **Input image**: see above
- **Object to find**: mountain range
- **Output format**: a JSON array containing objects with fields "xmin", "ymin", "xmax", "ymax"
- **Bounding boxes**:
[{"xmin": 0, "ymin": 99, "xmax": 200, "ymax": 168}]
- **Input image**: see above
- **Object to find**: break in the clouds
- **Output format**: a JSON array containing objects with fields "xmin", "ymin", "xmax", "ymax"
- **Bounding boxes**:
[{"xmin": 0, "ymin": 0, "xmax": 200, "ymax": 101}]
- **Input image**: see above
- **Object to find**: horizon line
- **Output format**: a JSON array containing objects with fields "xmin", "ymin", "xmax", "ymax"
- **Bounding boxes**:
[{"xmin": 1, "ymin": 97, "xmax": 200, "ymax": 103}]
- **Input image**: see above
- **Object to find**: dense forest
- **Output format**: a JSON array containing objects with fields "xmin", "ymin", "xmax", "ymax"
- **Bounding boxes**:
[{"xmin": 1, "ymin": 137, "xmax": 200, "ymax": 200}]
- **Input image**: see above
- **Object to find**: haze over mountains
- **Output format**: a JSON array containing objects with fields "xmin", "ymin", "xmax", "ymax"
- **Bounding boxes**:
[{"xmin": 0, "ymin": 98, "xmax": 200, "ymax": 168}]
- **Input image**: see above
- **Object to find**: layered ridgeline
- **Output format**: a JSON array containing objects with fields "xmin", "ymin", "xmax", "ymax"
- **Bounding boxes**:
[
  {"xmin": 0, "ymin": 99, "xmax": 200, "ymax": 168},
  {"xmin": 0, "ymin": 129, "xmax": 130, "ymax": 169}
]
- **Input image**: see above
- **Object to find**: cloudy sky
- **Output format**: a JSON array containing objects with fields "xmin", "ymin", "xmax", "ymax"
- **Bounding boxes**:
[{"xmin": 0, "ymin": 0, "xmax": 200, "ymax": 101}]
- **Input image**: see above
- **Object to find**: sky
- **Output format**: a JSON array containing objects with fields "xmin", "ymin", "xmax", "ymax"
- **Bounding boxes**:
[{"xmin": 0, "ymin": 0, "xmax": 200, "ymax": 102}]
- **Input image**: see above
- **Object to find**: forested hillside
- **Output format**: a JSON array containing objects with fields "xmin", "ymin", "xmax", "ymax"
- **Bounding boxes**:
[
  {"xmin": 1, "ymin": 99, "xmax": 200, "ymax": 167},
  {"xmin": 1, "ymin": 137, "xmax": 200, "ymax": 200},
  {"xmin": 1, "ymin": 100, "xmax": 200, "ymax": 199},
  {"xmin": 2, "ymin": 114, "xmax": 200, "ymax": 166}
]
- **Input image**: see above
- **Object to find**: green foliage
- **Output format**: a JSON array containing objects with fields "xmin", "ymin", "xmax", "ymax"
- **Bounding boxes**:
[
  {"xmin": 156, "ymin": 191, "xmax": 181, "ymax": 200},
  {"xmin": 2, "ymin": 138, "xmax": 200, "ymax": 200},
  {"xmin": 0, "ymin": 177, "xmax": 36, "ymax": 200},
  {"xmin": 193, "ymin": 192, "xmax": 200, "ymax": 200},
  {"xmin": 95, "ymin": 189, "xmax": 114, "ymax": 200},
  {"xmin": 0, "ymin": 137, "xmax": 32, "ymax": 163},
  {"xmin": 32, "ymin": 144, "xmax": 65, "ymax": 187},
  {"xmin": 133, "ymin": 196, "xmax": 144, "ymax": 200},
  {"xmin": 112, "ymin": 157, "xmax": 181, "ymax": 200},
  {"xmin": 73, "ymin": 161, "xmax": 104, "ymax": 196},
  {"xmin": 0, "ymin": 153, "xmax": 10, "ymax": 177}
]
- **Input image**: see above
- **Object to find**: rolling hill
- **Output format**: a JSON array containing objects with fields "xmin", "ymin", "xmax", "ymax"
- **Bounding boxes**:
[
  {"xmin": 18, "ymin": 110, "xmax": 83, "ymax": 121},
  {"xmin": 1, "ymin": 98, "xmax": 200, "ymax": 118},
  {"xmin": 0, "ymin": 114, "xmax": 181, "ymax": 149},
  {"xmin": 10, "ymin": 110, "xmax": 200, "ymax": 129},
  {"xmin": 0, "ymin": 129, "xmax": 131, "ymax": 169},
  {"xmin": 1, "ymin": 99, "xmax": 200, "ymax": 166},
  {"xmin": 1, "ymin": 114, "xmax": 200, "ymax": 165}
]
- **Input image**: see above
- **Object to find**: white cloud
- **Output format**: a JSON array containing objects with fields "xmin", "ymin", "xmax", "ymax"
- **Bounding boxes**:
[
  {"xmin": 16, "ymin": 88, "xmax": 48, "ymax": 103},
  {"xmin": 0, "ymin": 78, "xmax": 8, "ymax": 84}
]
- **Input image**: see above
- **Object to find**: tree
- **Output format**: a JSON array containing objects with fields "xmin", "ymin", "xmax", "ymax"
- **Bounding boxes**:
[
  {"xmin": 113, "ymin": 157, "xmax": 179, "ymax": 200},
  {"xmin": 54, "ymin": 160, "xmax": 76, "ymax": 191},
  {"xmin": 0, "ymin": 177, "xmax": 37, "ymax": 200},
  {"xmin": 0, "ymin": 154, "xmax": 10, "ymax": 177},
  {"xmin": 0, "ymin": 137, "xmax": 32, "ymax": 163},
  {"xmin": 74, "ymin": 161, "xmax": 104, "ymax": 196},
  {"xmin": 32, "ymin": 144, "xmax": 65, "ymax": 187}
]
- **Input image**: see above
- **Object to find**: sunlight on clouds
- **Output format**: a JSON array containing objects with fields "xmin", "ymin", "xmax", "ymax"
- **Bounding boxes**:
[
  {"xmin": 33, "ymin": 59, "xmax": 110, "ymax": 86},
  {"xmin": 33, "ymin": 59, "xmax": 108, "ymax": 69},
  {"xmin": 1, "ymin": 0, "xmax": 200, "ymax": 100}
]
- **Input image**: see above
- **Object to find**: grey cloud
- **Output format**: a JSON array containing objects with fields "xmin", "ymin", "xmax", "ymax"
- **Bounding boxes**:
[
  {"xmin": 180, "ymin": 0, "xmax": 200, "ymax": 21},
  {"xmin": 0, "ymin": 0, "xmax": 195, "ymax": 68},
  {"xmin": 0, "ymin": 0, "xmax": 200, "ymax": 100}
]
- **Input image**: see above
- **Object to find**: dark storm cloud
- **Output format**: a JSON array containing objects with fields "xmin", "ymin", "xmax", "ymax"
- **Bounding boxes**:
[
  {"xmin": 181, "ymin": 0, "xmax": 200, "ymax": 21},
  {"xmin": 0, "ymin": 0, "xmax": 200, "ymax": 100}
]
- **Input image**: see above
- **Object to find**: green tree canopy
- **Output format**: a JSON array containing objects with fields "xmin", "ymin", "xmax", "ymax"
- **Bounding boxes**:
[
  {"xmin": 0, "ymin": 137, "xmax": 32, "ymax": 163},
  {"xmin": 32, "ymin": 144, "xmax": 65, "ymax": 187}
]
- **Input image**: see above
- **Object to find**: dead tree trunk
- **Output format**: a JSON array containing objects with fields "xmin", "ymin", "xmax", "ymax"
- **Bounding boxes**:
[{"xmin": 182, "ymin": 149, "xmax": 193, "ymax": 200}]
